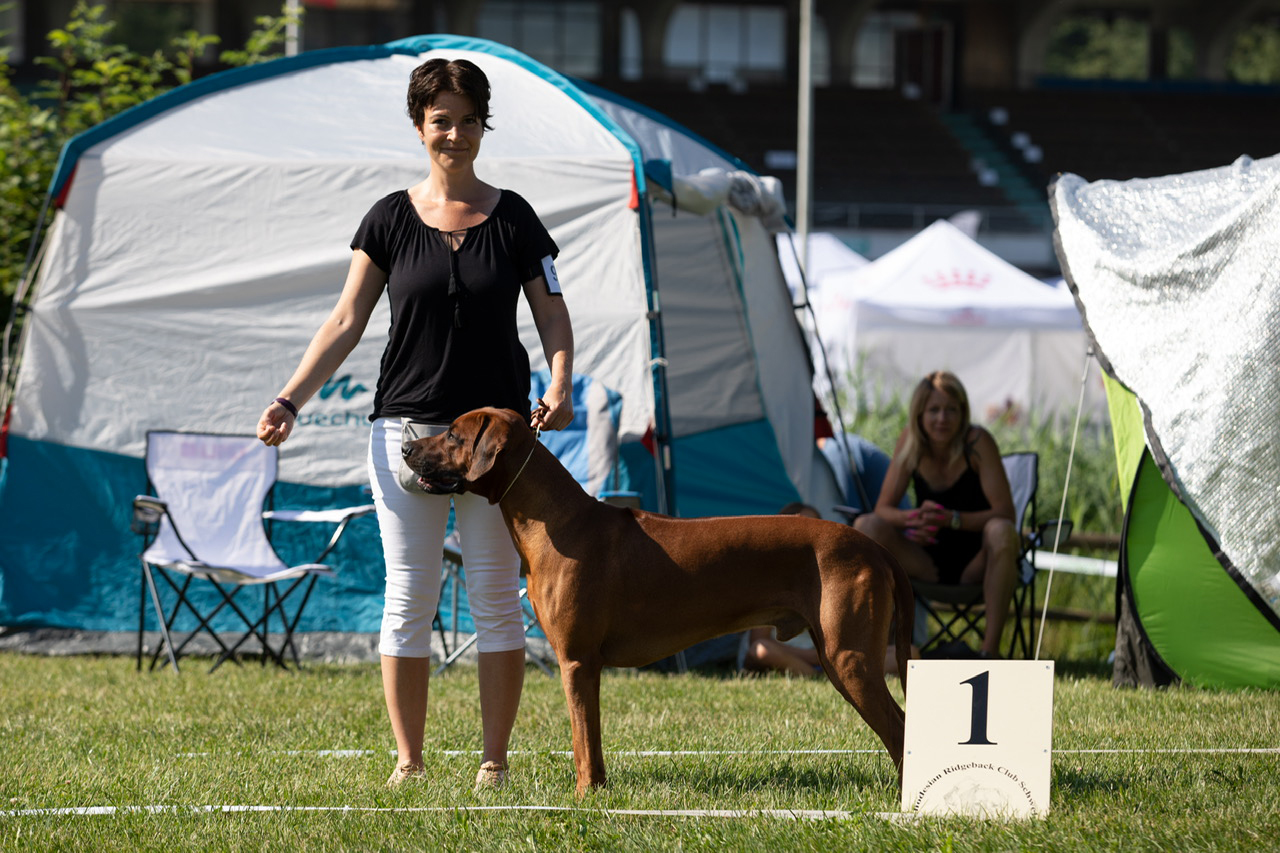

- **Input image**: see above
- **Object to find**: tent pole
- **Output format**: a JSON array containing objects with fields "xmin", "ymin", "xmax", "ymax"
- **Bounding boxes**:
[
  {"xmin": 285, "ymin": 0, "xmax": 300, "ymax": 57},
  {"xmin": 796, "ymin": 0, "xmax": 814, "ymax": 278},
  {"xmin": 636, "ymin": 181, "xmax": 676, "ymax": 516}
]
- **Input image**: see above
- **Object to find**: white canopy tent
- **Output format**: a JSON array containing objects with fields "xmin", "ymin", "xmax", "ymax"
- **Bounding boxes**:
[{"xmin": 813, "ymin": 219, "xmax": 1106, "ymax": 423}]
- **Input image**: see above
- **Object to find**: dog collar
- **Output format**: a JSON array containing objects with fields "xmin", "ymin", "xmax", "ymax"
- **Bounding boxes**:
[{"xmin": 497, "ymin": 428, "xmax": 540, "ymax": 503}]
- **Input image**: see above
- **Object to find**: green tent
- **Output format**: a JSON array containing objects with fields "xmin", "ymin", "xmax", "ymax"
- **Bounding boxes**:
[
  {"xmin": 1107, "ymin": 376, "xmax": 1280, "ymax": 688},
  {"xmin": 1052, "ymin": 154, "xmax": 1280, "ymax": 689}
]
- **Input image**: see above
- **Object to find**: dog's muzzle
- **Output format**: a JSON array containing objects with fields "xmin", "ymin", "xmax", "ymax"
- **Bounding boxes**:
[{"xmin": 401, "ymin": 444, "xmax": 462, "ymax": 494}]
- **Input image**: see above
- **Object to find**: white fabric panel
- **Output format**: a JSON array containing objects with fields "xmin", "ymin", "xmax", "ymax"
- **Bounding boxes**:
[
  {"xmin": 730, "ymin": 210, "xmax": 824, "ymax": 505},
  {"xmin": 855, "ymin": 328, "xmax": 1032, "ymax": 423},
  {"xmin": 650, "ymin": 209, "xmax": 763, "ymax": 436},
  {"xmin": 105, "ymin": 51, "xmax": 626, "ymax": 163},
  {"xmin": 1031, "ymin": 330, "xmax": 1108, "ymax": 419}
]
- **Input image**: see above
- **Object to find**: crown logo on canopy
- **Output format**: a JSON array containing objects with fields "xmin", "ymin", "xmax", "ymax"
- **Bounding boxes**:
[{"xmin": 924, "ymin": 269, "xmax": 990, "ymax": 289}]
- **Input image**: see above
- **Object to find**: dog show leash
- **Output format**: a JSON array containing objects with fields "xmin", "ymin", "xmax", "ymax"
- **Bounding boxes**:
[{"xmin": 497, "ymin": 427, "xmax": 540, "ymax": 503}]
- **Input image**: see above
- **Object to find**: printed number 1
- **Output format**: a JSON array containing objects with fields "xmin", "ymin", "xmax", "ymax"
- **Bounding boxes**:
[{"xmin": 960, "ymin": 670, "xmax": 997, "ymax": 745}]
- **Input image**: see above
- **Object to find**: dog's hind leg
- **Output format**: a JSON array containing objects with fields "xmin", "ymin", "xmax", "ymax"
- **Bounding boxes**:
[
  {"xmin": 813, "ymin": 600, "xmax": 907, "ymax": 776},
  {"xmin": 819, "ymin": 645, "xmax": 906, "ymax": 771},
  {"xmin": 558, "ymin": 656, "xmax": 608, "ymax": 795}
]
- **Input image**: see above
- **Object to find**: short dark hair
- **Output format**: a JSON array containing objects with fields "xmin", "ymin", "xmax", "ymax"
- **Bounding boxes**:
[{"xmin": 406, "ymin": 58, "xmax": 493, "ymax": 131}]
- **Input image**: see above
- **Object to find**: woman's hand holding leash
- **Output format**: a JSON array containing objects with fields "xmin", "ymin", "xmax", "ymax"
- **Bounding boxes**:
[{"xmin": 531, "ymin": 391, "xmax": 573, "ymax": 432}]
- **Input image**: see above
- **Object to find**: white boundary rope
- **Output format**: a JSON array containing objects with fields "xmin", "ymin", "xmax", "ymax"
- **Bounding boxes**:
[
  {"xmin": 1, "ymin": 804, "xmax": 908, "ymax": 821},
  {"xmin": 10, "ymin": 745, "xmax": 1275, "ymax": 820},
  {"xmin": 174, "ymin": 746, "xmax": 1280, "ymax": 759}
]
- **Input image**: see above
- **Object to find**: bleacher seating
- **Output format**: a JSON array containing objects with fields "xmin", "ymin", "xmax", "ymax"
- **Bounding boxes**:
[
  {"xmin": 967, "ymin": 88, "xmax": 1280, "ymax": 183},
  {"xmin": 608, "ymin": 82, "xmax": 1012, "ymax": 216},
  {"xmin": 604, "ymin": 82, "xmax": 1280, "ymax": 227}
]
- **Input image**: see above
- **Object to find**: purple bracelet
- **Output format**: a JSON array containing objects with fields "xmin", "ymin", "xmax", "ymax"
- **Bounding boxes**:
[{"xmin": 273, "ymin": 397, "xmax": 298, "ymax": 417}]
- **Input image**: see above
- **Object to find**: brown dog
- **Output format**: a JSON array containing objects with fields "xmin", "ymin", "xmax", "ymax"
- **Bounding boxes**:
[{"xmin": 403, "ymin": 407, "xmax": 914, "ymax": 795}]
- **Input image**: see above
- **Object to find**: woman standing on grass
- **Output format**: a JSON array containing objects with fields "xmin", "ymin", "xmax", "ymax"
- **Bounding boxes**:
[
  {"xmin": 854, "ymin": 371, "xmax": 1018, "ymax": 658},
  {"xmin": 257, "ymin": 57, "xmax": 574, "ymax": 790}
]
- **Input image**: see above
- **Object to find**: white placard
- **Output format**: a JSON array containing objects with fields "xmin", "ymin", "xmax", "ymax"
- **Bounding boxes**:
[
  {"xmin": 901, "ymin": 660, "xmax": 1054, "ymax": 818},
  {"xmin": 540, "ymin": 255, "xmax": 562, "ymax": 294}
]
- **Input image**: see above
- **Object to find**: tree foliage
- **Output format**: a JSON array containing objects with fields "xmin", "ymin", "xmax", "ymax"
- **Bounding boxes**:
[
  {"xmin": 1044, "ymin": 15, "xmax": 1150, "ymax": 81},
  {"xmin": 1045, "ymin": 13, "xmax": 1280, "ymax": 84},
  {"xmin": 1229, "ymin": 21, "xmax": 1280, "ymax": 84},
  {"xmin": 0, "ymin": 1, "xmax": 299, "ymax": 332}
]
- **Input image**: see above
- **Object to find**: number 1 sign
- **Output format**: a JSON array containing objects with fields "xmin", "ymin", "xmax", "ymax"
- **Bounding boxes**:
[{"xmin": 901, "ymin": 660, "xmax": 1054, "ymax": 818}]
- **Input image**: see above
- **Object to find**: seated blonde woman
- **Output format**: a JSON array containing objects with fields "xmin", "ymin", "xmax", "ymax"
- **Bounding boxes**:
[{"xmin": 854, "ymin": 371, "xmax": 1019, "ymax": 658}]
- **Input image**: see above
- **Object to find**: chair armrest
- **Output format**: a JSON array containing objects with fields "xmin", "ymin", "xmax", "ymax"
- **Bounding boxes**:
[
  {"xmin": 131, "ymin": 495, "xmax": 168, "ymax": 536},
  {"xmin": 832, "ymin": 505, "xmax": 866, "ymax": 525},
  {"xmin": 263, "ymin": 504, "xmax": 376, "ymax": 523},
  {"xmin": 1029, "ymin": 519, "xmax": 1074, "ymax": 551},
  {"xmin": 262, "ymin": 504, "xmax": 376, "ymax": 565}
]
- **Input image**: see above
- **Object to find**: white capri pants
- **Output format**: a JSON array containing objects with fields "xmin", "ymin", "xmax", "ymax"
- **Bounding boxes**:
[{"xmin": 368, "ymin": 417, "xmax": 526, "ymax": 658}]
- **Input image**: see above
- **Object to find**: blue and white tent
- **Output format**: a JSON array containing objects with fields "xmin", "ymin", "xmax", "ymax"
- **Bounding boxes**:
[{"xmin": 0, "ymin": 35, "xmax": 840, "ymax": 633}]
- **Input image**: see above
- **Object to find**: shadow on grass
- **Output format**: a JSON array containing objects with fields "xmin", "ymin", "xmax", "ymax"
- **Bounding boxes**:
[
  {"xmin": 610, "ymin": 755, "xmax": 897, "ymax": 797},
  {"xmin": 1052, "ymin": 659, "xmax": 1113, "ymax": 681},
  {"xmin": 1052, "ymin": 764, "xmax": 1132, "ymax": 798}
]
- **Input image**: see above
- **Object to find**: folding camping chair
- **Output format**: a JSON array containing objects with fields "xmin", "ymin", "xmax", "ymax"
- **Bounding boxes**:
[
  {"xmin": 433, "ymin": 372, "xmax": 634, "ymax": 676},
  {"xmin": 132, "ymin": 431, "xmax": 374, "ymax": 673},
  {"xmin": 911, "ymin": 451, "xmax": 1072, "ymax": 659}
]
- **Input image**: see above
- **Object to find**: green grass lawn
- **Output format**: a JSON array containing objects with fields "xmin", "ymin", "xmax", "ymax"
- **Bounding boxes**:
[{"xmin": 2, "ymin": 653, "xmax": 1278, "ymax": 851}]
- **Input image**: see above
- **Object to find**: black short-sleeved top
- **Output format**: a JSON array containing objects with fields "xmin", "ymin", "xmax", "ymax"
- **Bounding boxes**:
[{"xmin": 351, "ymin": 189, "xmax": 559, "ymax": 423}]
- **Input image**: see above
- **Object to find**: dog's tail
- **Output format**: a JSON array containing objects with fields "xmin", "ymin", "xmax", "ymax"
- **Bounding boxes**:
[{"xmin": 890, "ymin": 554, "xmax": 914, "ymax": 693}]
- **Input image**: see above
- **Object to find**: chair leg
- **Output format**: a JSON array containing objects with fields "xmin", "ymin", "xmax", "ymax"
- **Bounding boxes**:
[
  {"xmin": 154, "ymin": 572, "xmax": 243, "ymax": 669},
  {"xmin": 208, "ymin": 581, "xmax": 286, "ymax": 672},
  {"xmin": 433, "ymin": 614, "xmax": 451, "ymax": 659},
  {"xmin": 261, "ymin": 586, "xmax": 270, "ymax": 668},
  {"xmin": 141, "ymin": 564, "xmax": 181, "ymax": 673},
  {"xmin": 916, "ymin": 595, "xmax": 987, "ymax": 656},
  {"xmin": 275, "ymin": 575, "xmax": 322, "ymax": 669},
  {"xmin": 138, "ymin": 565, "xmax": 146, "ymax": 673}
]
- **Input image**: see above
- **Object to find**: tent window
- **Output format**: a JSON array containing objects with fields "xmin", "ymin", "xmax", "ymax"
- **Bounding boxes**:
[
  {"xmin": 620, "ymin": 9, "xmax": 641, "ymax": 81},
  {"xmin": 664, "ymin": 4, "xmax": 787, "ymax": 88},
  {"xmin": 477, "ymin": 1, "xmax": 601, "ymax": 79},
  {"xmin": 852, "ymin": 12, "xmax": 918, "ymax": 89}
]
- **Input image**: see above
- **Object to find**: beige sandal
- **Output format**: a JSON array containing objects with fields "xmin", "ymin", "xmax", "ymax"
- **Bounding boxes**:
[
  {"xmin": 386, "ymin": 763, "xmax": 426, "ymax": 787},
  {"xmin": 473, "ymin": 760, "xmax": 508, "ymax": 792}
]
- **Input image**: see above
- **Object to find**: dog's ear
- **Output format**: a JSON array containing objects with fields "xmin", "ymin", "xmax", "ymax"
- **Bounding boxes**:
[{"xmin": 464, "ymin": 414, "xmax": 498, "ymax": 486}]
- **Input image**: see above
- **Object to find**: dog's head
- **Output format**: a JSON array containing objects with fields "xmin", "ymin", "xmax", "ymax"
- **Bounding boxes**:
[{"xmin": 401, "ymin": 407, "xmax": 530, "ymax": 504}]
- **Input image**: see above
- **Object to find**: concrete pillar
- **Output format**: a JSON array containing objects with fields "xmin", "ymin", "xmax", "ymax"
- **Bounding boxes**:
[
  {"xmin": 823, "ymin": 0, "xmax": 877, "ymax": 87},
  {"xmin": 1192, "ymin": 0, "xmax": 1265, "ymax": 81},
  {"xmin": 630, "ymin": 0, "xmax": 681, "ymax": 80}
]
